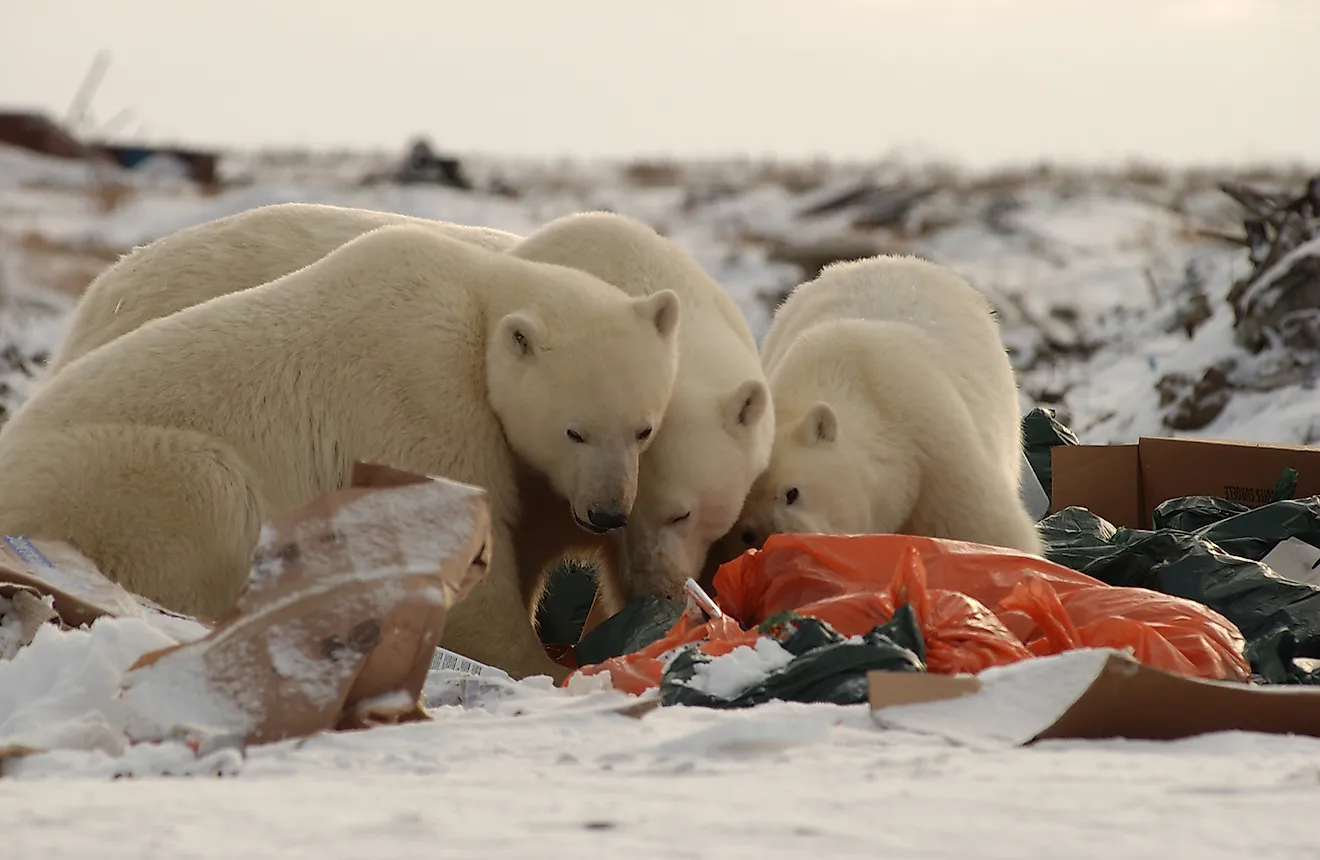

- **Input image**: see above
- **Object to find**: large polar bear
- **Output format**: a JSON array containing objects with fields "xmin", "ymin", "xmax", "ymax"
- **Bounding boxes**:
[
  {"xmin": 508, "ymin": 212, "xmax": 773, "ymax": 605},
  {"xmin": 42, "ymin": 202, "xmax": 524, "ymax": 377},
  {"xmin": 45, "ymin": 202, "xmax": 774, "ymax": 608},
  {"xmin": 0, "ymin": 226, "xmax": 682, "ymax": 681},
  {"xmin": 728, "ymin": 254, "xmax": 1043, "ymax": 558}
]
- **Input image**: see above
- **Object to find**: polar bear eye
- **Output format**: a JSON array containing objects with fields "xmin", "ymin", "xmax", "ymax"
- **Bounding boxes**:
[
  {"xmin": 636, "ymin": 426, "xmax": 653, "ymax": 442},
  {"xmin": 567, "ymin": 429, "xmax": 586, "ymax": 444},
  {"xmin": 785, "ymin": 488, "xmax": 800, "ymax": 505},
  {"xmin": 668, "ymin": 511, "xmax": 691, "ymax": 525}
]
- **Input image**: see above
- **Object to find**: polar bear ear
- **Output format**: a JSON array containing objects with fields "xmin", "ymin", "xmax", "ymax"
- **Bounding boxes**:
[
  {"xmin": 724, "ymin": 379, "xmax": 770, "ymax": 434},
  {"xmin": 634, "ymin": 289, "xmax": 681, "ymax": 343},
  {"xmin": 495, "ymin": 312, "xmax": 543, "ymax": 360},
  {"xmin": 799, "ymin": 402, "xmax": 838, "ymax": 446}
]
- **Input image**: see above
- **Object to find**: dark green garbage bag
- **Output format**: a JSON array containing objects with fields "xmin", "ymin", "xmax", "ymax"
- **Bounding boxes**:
[
  {"xmin": 1149, "ymin": 468, "xmax": 1301, "ymax": 542},
  {"xmin": 1039, "ymin": 500, "xmax": 1320, "ymax": 685},
  {"xmin": 1020, "ymin": 407, "xmax": 1080, "ymax": 504},
  {"xmin": 571, "ymin": 595, "xmax": 685, "ymax": 668},
  {"xmin": 535, "ymin": 559, "xmax": 600, "ymax": 648},
  {"xmin": 658, "ymin": 603, "xmax": 927, "ymax": 709}
]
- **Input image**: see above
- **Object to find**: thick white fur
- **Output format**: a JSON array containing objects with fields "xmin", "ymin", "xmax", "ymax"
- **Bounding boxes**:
[
  {"xmin": 508, "ymin": 212, "xmax": 774, "ymax": 603},
  {"xmin": 0, "ymin": 226, "xmax": 682, "ymax": 681},
  {"xmin": 42, "ymin": 202, "xmax": 523, "ymax": 377},
  {"xmin": 730, "ymin": 254, "xmax": 1042, "ymax": 557},
  {"xmin": 47, "ymin": 201, "xmax": 774, "ymax": 609}
]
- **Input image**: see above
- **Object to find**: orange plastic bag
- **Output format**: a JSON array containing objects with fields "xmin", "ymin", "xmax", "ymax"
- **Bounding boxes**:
[
  {"xmin": 569, "ymin": 533, "xmax": 1251, "ymax": 693},
  {"xmin": 571, "ymin": 613, "xmax": 758, "ymax": 695},
  {"xmin": 715, "ymin": 533, "xmax": 1249, "ymax": 681},
  {"xmin": 999, "ymin": 578, "xmax": 1247, "ymax": 681}
]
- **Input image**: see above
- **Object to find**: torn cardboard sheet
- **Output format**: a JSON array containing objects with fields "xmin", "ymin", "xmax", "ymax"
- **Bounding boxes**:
[
  {"xmin": 869, "ymin": 648, "xmax": 1320, "ymax": 747},
  {"xmin": 118, "ymin": 462, "xmax": 492, "ymax": 748},
  {"xmin": 0, "ymin": 590, "xmax": 58, "ymax": 657},
  {"xmin": 1260, "ymin": 537, "xmax": 1320, "ymax": 587},
  {"xmin": 0, "ymin": 535, "xmax": 144, "ymax": 627}
]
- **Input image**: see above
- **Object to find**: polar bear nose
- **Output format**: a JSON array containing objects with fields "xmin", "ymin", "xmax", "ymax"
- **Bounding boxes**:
[{"xmin": 586, "ymin": 506, "xmax": 628, "ymax": 532}]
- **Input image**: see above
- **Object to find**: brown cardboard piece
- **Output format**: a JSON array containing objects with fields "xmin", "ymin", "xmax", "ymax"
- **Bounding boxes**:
[
  {"xmin": 118, "ymin": 462, "xmax": 492, "ymax": 748},
  {"xmin": 0, "ymin": 461, "xmax": 493, "ymax": 754},
  {"xmin": 868, "ymin": 649, "xmax": 1320, "ymax": 745},
  {"xmin": 1051, "ymin": 436, "xmax": 1320, "ymax": 529},
  {"xmin": 0, "ymin": 535, "xmax": 144, "ymax": 628}
]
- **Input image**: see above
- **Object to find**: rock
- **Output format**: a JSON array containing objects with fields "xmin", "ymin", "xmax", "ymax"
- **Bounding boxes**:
[
  {"xmin": 763, "ymin": 235, "xmax": 901, "ymax": 281},
  {"xmin": 1160, "ymin": 361, "xmax": 1235, "ymax": 431},
  {"xmin": 1221, "ymin": 175, "xmax": 1320, "ymax": 353}
]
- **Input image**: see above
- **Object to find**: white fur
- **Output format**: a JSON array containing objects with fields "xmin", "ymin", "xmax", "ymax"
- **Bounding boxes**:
[
  {"xmin": 43, "ymin": 202, "xmax": 770, "ymax": 605},
  {"xmin": 509, "ymin": 212, "xmax": 774, "ymax": 603},
  {"xmin": 729, "ymin": 254, "xmax": 1041, "ymax": 557},
  {"xmin": 0, "ymin": 225, "xmax": 682, "ymax": 681},
  {"xmin": 42, "ymin": 202, "xmax": 523, "ymax": 377}
]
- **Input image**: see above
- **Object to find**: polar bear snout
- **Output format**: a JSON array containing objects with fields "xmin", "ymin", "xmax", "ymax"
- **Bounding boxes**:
[{"xmin": 578, "ymin": 504, "xmax": 628, "ymax": 534}]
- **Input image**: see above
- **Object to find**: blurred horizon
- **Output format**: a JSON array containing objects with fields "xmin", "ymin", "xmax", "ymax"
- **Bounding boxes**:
[{"xmin": 2, "ymin": 0, "xmax": 1315, "ymax": 169}]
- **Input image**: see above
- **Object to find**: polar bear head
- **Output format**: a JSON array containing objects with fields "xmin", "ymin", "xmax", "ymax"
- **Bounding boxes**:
[
  {"xmin": 613, "ymin": 377, "xmax": 772, "ymax": 599},
  {"xmin": 728, "ymin": 400, "xmax": 920, "ymax": 552},
  {"xmin": 486, "ymin": 287, "xmax": 682, "ymax": 534}
]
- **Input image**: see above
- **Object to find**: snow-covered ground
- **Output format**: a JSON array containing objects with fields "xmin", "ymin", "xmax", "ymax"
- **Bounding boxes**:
[{"xmin": 2, "ymin": 143, "xmax": 1320, "ymax": 858}]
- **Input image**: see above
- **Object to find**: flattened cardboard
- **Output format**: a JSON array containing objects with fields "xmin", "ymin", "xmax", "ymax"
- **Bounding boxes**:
[
  {"xmin": 0, "ymin": 535, "xmax": 143, "ymax": 627},
  {"xmin": 868, "ymin": 649, "xmax": 1320, "ymax": 745},
  {"xmin": 119, "ymin": 462, "xmax": 493, "ymax": 748},
  {"xmin": 0, "ymin": 589, "xmax": 58, "ymax": 655},
  {"xmin": 1051, "ymin": 436, "xmax": 1320, "ymax": 529}
]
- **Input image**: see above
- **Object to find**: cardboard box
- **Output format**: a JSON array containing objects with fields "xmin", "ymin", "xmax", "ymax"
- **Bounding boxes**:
[
  {"xmin": 868, "ymin": 648, "xmax": 1320, "ymax": 746},
  {"xmin": 1050, "ymin": 436, "xmax": 1320, "ymax": 529}
]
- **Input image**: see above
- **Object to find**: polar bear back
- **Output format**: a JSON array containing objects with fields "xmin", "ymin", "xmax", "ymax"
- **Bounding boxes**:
[
  {"xmin": 44, "ymin": 202, "xmax": 523, "ymax": 377},
  {"xmin": 2, "ymin": 225, "xmax": 655, "ymax": 515},
  {"xmin": 508, "ymin": 211, "xmax": 757, "ymax": 354}
]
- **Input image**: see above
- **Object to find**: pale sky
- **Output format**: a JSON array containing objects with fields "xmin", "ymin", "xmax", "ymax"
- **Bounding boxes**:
[{"xmin": 2, "ymin": 0, "xmax": 1315, "ymax": 168}]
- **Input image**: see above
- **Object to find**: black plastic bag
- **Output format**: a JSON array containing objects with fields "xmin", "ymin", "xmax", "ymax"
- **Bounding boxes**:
[
  {"xmin": 1020, "ymin": 407, "xmax": 1080, "ymax": 503},
  {"xmin": 1039, "ymin": 503, "xmax": 1320, "ymax": 684},
  {"xmin": 571, "ymin": 595, "xmax": 684, "ymax": 668},
  {"xmin": 535, "ymin": 559, "xmax": 599, "ymax": 648},
  {"xmin": 659, "ymin": 603, "xmax": 927, "ymax": 708}
]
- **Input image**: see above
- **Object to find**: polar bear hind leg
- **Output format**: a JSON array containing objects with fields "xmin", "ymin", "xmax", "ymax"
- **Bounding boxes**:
[{"xmin": 0, "ymin": 424, "xmax": 269, "ymax": 620}]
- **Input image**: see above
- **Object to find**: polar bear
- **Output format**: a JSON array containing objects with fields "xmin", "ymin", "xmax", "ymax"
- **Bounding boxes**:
[
  {"xmin": 42, "ymin": 202, "xmax": 524, "ymax": 377},
  {"xmin": 0, "ymin": 225, "xmax": 682, "ymax": 681},
  {"xmin": 44, "ymin": 202, "xmax": 775, "ymax": 609},
  {"xmin": 728, "ymin": 254, "xmax": 1042, "ymax": 558},
  {"xmin": 508, "ymin": 212, "xmax": 774, "ymax": 605}
]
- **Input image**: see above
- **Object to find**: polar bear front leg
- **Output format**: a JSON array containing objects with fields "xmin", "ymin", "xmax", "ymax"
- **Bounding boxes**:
[{"xmin": 438, "ymin": 526, "xmax": 570, "ymax": 683}]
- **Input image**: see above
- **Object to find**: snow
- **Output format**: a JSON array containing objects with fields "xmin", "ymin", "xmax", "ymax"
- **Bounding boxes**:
[
  {"xmin": 3, "ymin": 143, "xmax": 1320, "ymax": 856},
  {"xmin": 678, "ymin": 638, "xmax": 796, "ymax": 699}
]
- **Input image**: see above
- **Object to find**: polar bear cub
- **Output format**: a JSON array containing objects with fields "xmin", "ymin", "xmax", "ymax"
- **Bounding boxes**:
[
  {"xmin": 509, "ymin": 212, "xmax": 774, "ymax": 604},
  {"xmin": 732, "ymin": 254, "xmax": 1042, "ymax": 556},
  {"xmin": 42, "ymin": 202, "xmax": 524, "ymax": 377},
  {"xmin": 0, "ymin": 226, "xmax": 681, "ymax": 681}
]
